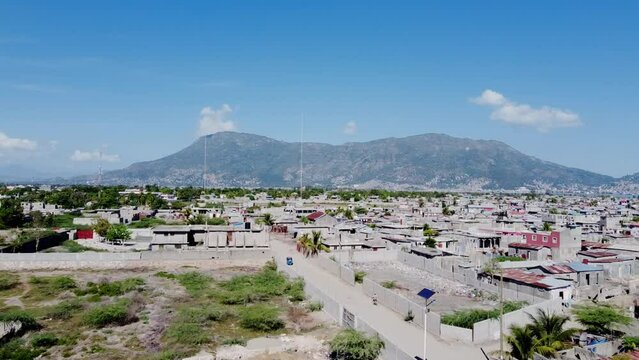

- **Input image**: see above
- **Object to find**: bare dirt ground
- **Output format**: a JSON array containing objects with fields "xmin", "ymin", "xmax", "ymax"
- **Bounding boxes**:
[
  {"xmin": 352, "ymin": 261, "xmax": 498, "ymax": 313},
  {"xmin": 0, "ymin": 263, "xmax": 338, "ymax": 360}
]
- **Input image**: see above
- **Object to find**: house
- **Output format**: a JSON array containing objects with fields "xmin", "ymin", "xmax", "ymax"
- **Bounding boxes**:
[
  {"xmin": 508, "ymin": 243, "xmax": 552, "ymax": 261},
  {"xmin": 150, "ymin": 225, "xmax": 268, "ymax": 251},
  {"xmin": 520, "ymin": 228, "xmax": 581, "ymax": 260},
  {"xmin": 306, "ymin": 211, "xmax": 338, "ymax": 227},
  {"xmin": 497, "ymin": 269, "xmax": 574, "ymax": 301}
]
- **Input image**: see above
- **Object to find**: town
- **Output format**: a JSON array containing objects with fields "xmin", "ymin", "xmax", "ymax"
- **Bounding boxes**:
[{"xmin": 1, "ymin": 184, "xmax": 638, "ymax": 359}]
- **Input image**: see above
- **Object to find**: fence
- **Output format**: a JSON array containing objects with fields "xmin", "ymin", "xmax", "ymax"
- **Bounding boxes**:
[
  {"xmin": 315, "ymin": 255, "xmax": 355, "ymax": 286},
  {"xmin": 0, "ymin": 249, "xmax": 273, "ymax": 270}
]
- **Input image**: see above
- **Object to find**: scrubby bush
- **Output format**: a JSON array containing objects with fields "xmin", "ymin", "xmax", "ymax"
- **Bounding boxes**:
[
  {"xmin": 83, "ymin": 299, "xmax": 135, "ymax": 328},
  {"xmin": 31, "ymin": 332, "xmax": 59, "ymax": 348},
  {"xmin": 441, "ymin": 301, "xmax": 527, "ymax": 329},
  {"xmin": 0, "ymin": 339, "xmax": 44, "ymax": 360},
  {"xmin": 287, "ymin": 279, "xmax": 305, "ymax": 302},
  {"xmin": 354, "ymin": 271, "xmax": 366, "ymax": 284},
  {"xmin": 27, "ymin": 276, "xmax": 76, "ymax": 299},
  {"xmin": 329, "ymin": 329, "xmax": 385, "ymax": 360},
  {"xmin": 306, "ymin": 301, "xmax": 324, "ymax": 312},
  {"xmin": 176, "ymin": 305, "xmax": 229, "ymax": 324},
  {"xmin": 174, "ymin": 272, "xmax": 212, "ymax": 295},
  {"xmin": 239, "ymin": 305, "xmax": 284, "ymax": 332},
  {"xmin": 166, "ymin": 323, "xmax": 209, "ymax": 345},
  {"xmin": 0, "ymin": 272, "xmax": 19, "ymax": 291},
  {"xmin": 0, "ymin": 310, "xmax": 38, "ymax": 330},
  {"xmin": 222, "ymin": 337, "xmax": 247, "ymax": 346},
  {"xmin": 76, "ymin": 277, "xmax": 144, "ymax": 297},
  {"xmin": 381, "ymin": 280, "xmax": 396, "ymax": 289},
  {"xmin": 46, "ymin": 299, "xmax": 84, "ymax": 320}
]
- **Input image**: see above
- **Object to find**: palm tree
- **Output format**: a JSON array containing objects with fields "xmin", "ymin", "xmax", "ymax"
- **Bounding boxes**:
[
  {"xmin": 542, "ymin": 222, "xmax": 553, "ymax": 232},
  {"xmin": 260, "ymin": 213, "xmax": 274, "ymax": 226},
  {"xmin": 507, "ymin": 310, "xmax": 577, "ymax": 359},
  {"xmin": 507, "ymin": 325, "xmax": 537, "ymax": 360},
  {"xmin": 527, "ymin": 309, "xmax": 577, "ymax": 357},
  {"xmin": 296, "ymin": 231, "xmax": 330, "ymax": 257}
]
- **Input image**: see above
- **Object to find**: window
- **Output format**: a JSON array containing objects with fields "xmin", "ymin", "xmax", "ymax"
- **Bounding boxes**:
[
  {"xmin": 543, "ymin": 236, "xmax": 548, "ymax": 243},
  {"xmin": 532, "ymin": 235, "xmax": 537, "ymax": 241},
  {"xmin": 552, "ymin": 237, "xmax": 557, "ymax": 243}
]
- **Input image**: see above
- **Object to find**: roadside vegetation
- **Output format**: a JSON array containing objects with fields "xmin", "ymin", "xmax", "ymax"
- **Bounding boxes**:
[{"xmin": 441, "ymin": 301, "xmax": 527, "ymax": 329}]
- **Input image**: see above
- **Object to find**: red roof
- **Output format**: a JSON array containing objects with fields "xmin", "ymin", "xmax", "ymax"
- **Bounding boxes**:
[
  {"xmin": 581, "ymin": 241, "xmax": 609, "ymax": 249},
  {"xmin": 540, "ymin": 264, "xmax": 574, "ymax": 274},
  {"xmin": 578, "ymin": 250, "xmax": 618, "ymax": 258},
  {"xmin": 500, "ymin": 269, "xmax": 554, "ymax": 289},
  {"xmin": 307, "ymin": 211, "xmax": 325, "ymax": 221},
  {"xmin": 509, "ymin": 243, "xmax": 543, "ymax": 250},
  {"xmin": 588, "ymin": 258, "xmax": 631, "ymax": 264}
]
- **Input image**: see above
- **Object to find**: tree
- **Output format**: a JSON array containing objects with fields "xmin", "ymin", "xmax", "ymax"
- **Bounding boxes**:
[
  {"xmin": 526, "ymin": 309, "xmax": 577, "ymax": 357},
  {"xmin": 508, "ymin": 325, "xmax": 537, "ymax": 360},
  {"xmin": 424, "ymin": 237, "xmax": 436, "ymax": 248},
  {"xmin": 442, "ymin": 206, "xmax": 455, "ymax": 216},
  {"xmin": 105, "ymin": 224, "xmax": 131, "ymax": 244},
  {"xmin": 507, "ymin": 309, "xmax": 577, "ymax": 359},
  {"xmin": 329, "ymin": 329, "xmax": 384, "ymax": 360},
  {"xmin": 572, "ymin": 304, "xmax": 632, "ymax": 336},
  {"xmin": 542, "ymin": 222, "xmax": 553, "ymax": 232},
  {"xmin": 0, "ymin": 199, "xmax": 25, "ymax": 229},
  {"xmin": 93, "ymin": 218, "xmax": 111, "ymax": 238},
  {"xmin": 259, "ymin": 213, "xmax": 274, "ymax": 226},
  {"xmin": 296, "ymin": 231, "xmax": 330, "ymax": 257}
]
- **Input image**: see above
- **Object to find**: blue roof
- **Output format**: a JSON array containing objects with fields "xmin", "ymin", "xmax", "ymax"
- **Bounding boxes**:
[{"xmin": 568, "ymin": 262, "xmax": 602, "ymax": 272}]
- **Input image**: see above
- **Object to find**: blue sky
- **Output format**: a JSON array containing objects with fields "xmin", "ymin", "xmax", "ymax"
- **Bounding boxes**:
[{"xmin": 0, "ymin": 0, "xmax": 637, "ymax": 178}]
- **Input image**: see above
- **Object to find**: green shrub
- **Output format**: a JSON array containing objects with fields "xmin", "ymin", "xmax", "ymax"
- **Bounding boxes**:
[
  {"xmin": 381, "ymin": 280, "xmax": 396, "ymax": 289},
  {"xmin": 306, "ymin": 301, "xmax": 324, "ymax": 312},
  {"xmin": 26, "ymin": 276, "xmax": 76, "ymax": 300},
  {"xmin": 166, "ymin": 323, "xmax": 209, "ymax": 345},
  {"xmin": 0, "ymin": 310, "xmax": 38, "ymax": 330},
  {"xmin": 176, "ymin": 305, "xmax": 229, "ymax": 324},
  {"xmin": 31, "ymin": 332, "xmax": 59, "ymax": 348},
  {"xmin": 286, "ymin": 279, "xmax": 306, "ymax": 302},
  {"xmin": 173, "ymin": 272, "xmax": 212, "ymax": 295},
  {"xmin": 76, "ymin": 278, "xmax": 144, "ymax": 297},
  {"xmin": 154, "ymin": 271, "xmax": 176, "ymax": 279},
  {"xmin": 47, "ymin": 299, "xmax": 84, "ymax": 320},
  {"xmin": 0, "ymin": 272, "xmax": 19, "ymax": 291},
  {"xmin": 0, "ymin": 339, "xmax": 44, "ymax": 360},
  {"xmin": 329, "ymin": 329, "xmax": 385, "ymax": 360},
  {"xmin": 61, "ymin": 240, "xmax": 94, "ymax": 253},
  {"xmin": 239, "ymin": 305, "xmax": 284, "ymax": 332},
  {"xmin": 441, "ymin": 301, "xmax": 527, "ymax": 329},
  {"xmin": 222, "ymin": 337, "xmax": 247, "ymax": 346},
  {"xmin": 82, "ymin": 299, "xmax": 134, "ymax": 328},
  {"xmin": 354, "ymin": 271, "xmax": 366, "ymax": 284}
]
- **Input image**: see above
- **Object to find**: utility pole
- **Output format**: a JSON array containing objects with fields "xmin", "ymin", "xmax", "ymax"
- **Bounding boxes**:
[
  {"xmin": 203, "ymin": 135, "xmax": 210, "ymax": 251},
  {"xmin": 299, "ymin": 114, "xmax": 304, "ymax": 200}
]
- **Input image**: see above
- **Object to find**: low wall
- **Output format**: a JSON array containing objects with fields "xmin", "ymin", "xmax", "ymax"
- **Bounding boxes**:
[
  {"xmin": 361, "ymin": 278, "xmax": 428, "ymax": 330},
  {"xmin": 441, "ymin": 324, "xmax": 473, "ymax": 343},
  {"xmin": 346, "ymin": 249, "xmax": 399, "ymax": 263},
  {"xmin": 0, "ymin": 249, "xmax": 272, "ymax": 270},
  {"xmin": 315, "ymin": 255, "xmax": 355, "ymax": 286},
  {"xmin": 472, "ymin": 299, "xmax": 563, "ymax": 344}
]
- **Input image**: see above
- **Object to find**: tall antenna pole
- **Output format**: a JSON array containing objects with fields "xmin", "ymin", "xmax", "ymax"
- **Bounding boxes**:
[
  {"xmin": 97, "ymin": 150, "xmax": 103, "ymax": 186},
  {"xmin": 300, "ymin": 114, "xmax": 304, "ymax": 199},
  {"xmin": 203, "ymin": 135, "xmax": 207, "ymax": 188}
]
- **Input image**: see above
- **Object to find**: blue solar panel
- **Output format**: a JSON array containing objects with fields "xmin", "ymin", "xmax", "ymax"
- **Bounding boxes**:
[{"xmin": 417, "ymin": 288, "xmax": 435, "ymax": 300}]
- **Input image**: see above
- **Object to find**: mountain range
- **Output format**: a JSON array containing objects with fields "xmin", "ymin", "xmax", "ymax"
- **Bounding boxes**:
[{"xmin": 58, "ymin": 132, "xmax": 638, "ymax": 191}]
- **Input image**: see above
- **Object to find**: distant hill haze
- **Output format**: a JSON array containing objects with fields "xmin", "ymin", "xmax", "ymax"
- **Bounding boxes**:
[{"xmin": 66, "ymin": 132, "xmax": 632, "ymax": 191}]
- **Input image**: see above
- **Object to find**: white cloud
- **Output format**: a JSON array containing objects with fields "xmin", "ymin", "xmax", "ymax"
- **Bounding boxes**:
[
  {"xmin": 0, "ymin": 132, "xmax": 37, "ymax": 151},
  {"xmin": 471, "ymin": 89, "xmax": 581, "ymax": 132},
  {"xmin": 197, "ymin": 104, "xmax": 236, "ymax": 136},
  {"xmin": 70, "ymin": 150, "xmax": 119, "ymax": 162},
  {"xmin": 343, "ymin": 121, "xmax": 357, "ymax": 135}
]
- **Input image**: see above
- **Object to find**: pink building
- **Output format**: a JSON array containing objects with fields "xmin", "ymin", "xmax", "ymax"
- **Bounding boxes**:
[{"xmin": 522, "ymin": 230, "xmax": 562, "ymax": 248}]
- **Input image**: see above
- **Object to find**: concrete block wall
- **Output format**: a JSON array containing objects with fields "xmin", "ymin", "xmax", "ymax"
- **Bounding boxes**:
[
  {"xmin": 362, "ymin": 278, "xmax": 427, "ymax": 329},
  {"xmin": 441, "ymin": 324, "xmax": 473, "ymax": 343}
]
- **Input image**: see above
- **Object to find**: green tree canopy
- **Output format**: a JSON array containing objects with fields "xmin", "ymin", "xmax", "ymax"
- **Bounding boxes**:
[{"xmin": 328, "ymin": 329, "xmax": 384, "ymax": 360}]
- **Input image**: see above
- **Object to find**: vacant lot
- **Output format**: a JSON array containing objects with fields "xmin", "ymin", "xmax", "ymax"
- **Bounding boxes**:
[
  {"xmin": 351, "ymin": 261, "xmax": 498, "ymax": 313},
  {"xmin": 0, "ymin": 261, "xmax": 336, "ymax": 360}
]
